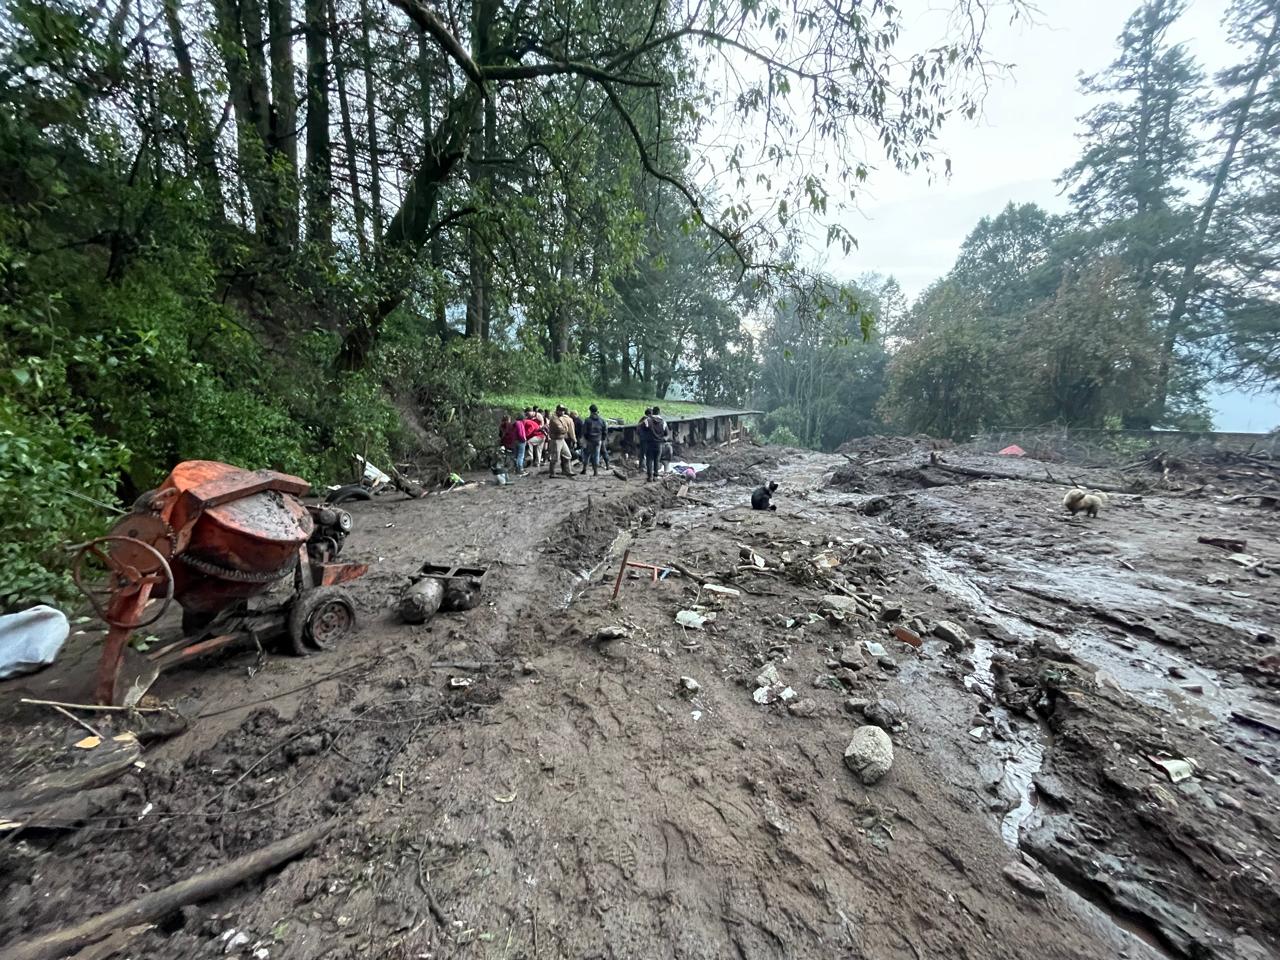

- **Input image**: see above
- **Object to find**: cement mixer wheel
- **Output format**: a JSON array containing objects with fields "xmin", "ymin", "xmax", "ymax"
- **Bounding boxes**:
[{"xmin": 288, "ymin": 587, "xmax": 356, "ymax": 654}]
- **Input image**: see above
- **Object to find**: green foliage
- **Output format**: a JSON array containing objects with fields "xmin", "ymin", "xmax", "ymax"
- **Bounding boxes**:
[
  {"xmin": 763, "ymin": 425, "xmax": 802, "ymax": 448},
  {"xmin": 484, "ymin": 394, "xmax": 705, "ymax": 422},
  {"xmin": 0, "ymin": 404, "xmax": 126, "ymax": 609}
]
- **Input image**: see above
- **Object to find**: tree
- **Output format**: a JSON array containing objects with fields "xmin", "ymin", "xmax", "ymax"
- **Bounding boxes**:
[
  {"xmin": 756, "ymin": 275, "xmax": 891, "ymax": 450},
  {"xmin": 1197, "ymin": 0, "xmax": 1280, "ymax": 391},
  {"xmin": 335, "ymin": 0, "xmax": 1022, "ymax": 366},
  {"xmin": 879, "ymin": 281, "xmax": 1017, "ymax": 439},
  {"xmin": 1059, "ymin": 0, "xmax": 1205, "ymax": 421},
  {"xmin": 1017, "ymin": 259, "xmax": 1160, "ymax": 426}
]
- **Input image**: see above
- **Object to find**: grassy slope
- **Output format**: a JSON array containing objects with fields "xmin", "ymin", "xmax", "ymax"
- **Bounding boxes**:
[{"xmin": 485, "ymin": 394, "xmax": 706, "ymax": 422}]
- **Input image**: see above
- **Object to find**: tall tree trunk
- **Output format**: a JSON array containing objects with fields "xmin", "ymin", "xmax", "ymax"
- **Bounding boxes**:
[
  {"xmin": 1157, "ymin": 10, "xmax": 1280, "ymax": 419},
  {"xmin": 337, "ymin": 88, "xmax": 479, "ymax": 368},
  {"xmin": 266, "ymin": 0, "xmax": 299, "ymax": 243},
  {"xmin": 303, "ymin": 0, "xmax": 331, "ymax": 248},
  {"xmin": 328, "ymin": 0, "xmax": 367, "ymax": 255},
  {"xmin": 162, "ymin": 0, "xmax": 224, "ymax": 221},
  {"xmin": 355, "ymin": 0, "xmax": 382, "ymax": 237},
  {"xmin": 417, "ymin": 36, "xmax": 449, "ymax": 338},
  {"xmin": 211, "ymin": 0, "xmax": 270, "ymax": 230},
  {"xmin": 463, "ymin": 0, "xmax": 495, "ymax": 339}
]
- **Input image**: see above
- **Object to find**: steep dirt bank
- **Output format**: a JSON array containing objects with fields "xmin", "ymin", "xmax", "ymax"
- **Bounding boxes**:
[{"xmin": 1, "ymin": 445, "xmax": 1276, "ymax": 960}]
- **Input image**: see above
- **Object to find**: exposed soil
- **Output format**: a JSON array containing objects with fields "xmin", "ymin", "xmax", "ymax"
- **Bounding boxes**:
[{"xmin": 2, "ymin": 444, "xmax": 1277, "ymax": 960}]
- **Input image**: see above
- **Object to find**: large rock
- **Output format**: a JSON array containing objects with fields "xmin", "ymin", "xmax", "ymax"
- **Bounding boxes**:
[
  {"xmin": 863, "ymin": 698, "xmax": 904, "ymax": 732},
  {"xmin": 933, "ymin": 620, "xmax": 970, "ymax": 649},
  {"xmin": 1002, "ymin": 861, "xmax": 1047, "ymax": 898},
  {"xmin": 844, "ymin": 725, "xmax": 894, "ymax": 785}
]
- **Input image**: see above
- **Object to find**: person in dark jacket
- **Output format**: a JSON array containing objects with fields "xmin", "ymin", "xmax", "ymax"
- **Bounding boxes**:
[
  {"xmin": 578, "ymin": 404, "xmax": 608, "ymax": 476},
  {"xmin": 642, "ymin": 406, "xmax": 667, "ymax": 481}
]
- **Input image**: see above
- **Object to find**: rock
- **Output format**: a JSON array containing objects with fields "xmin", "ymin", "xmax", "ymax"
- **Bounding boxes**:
[
  {"xmin": 881, "ymin": 605, "xmax": 903, "ymax": 622},
  {"xmin": 1002, "ymin": 861, "xmax": 1046, "ymax": 898},
  {"xmin": 1216, "ymin": 792, "xmax": 1243, "ymax": 812},
  {"xmin": 933, "ymin": 620, "xmax": 970, "ymax": 649},
  {"xmin": 844, "ymin": 697, "xmax": 870, "ymax": 715},
  {"xmin": 521, "ymin": 661, "xmax": 537, "ymax": 675},
  {"xmin": 863, "ymin": 698, "xmax": 903, "ymax": 731},
  {"xmin": 838, "ymin": 647, "xmax": 865, "ymax": 670},
  {"xmin": 678, "ymin": 676, "xmax": 701, "ymax": 697},
  {"xmin": 968, "ymin": 727, "xmax": 986, "ymax": 742},
  {"xmin": 594, "ymin": 625, "xmax": 629, "ymax": 643},
  {"xmin": 1256, "ymin": 631, "xmax": 1276, "ymax": 645},
  {"xmin": 756, "ymin": 663, "xmax": 781, "ymax": 687},
  {"xmin": 837, "ymin": 668, "xmax": 862, "ymax": 688},
  {"xmin": 788, "ymin": 698, "xmax": 818, "ymax": 718},
  {"xmin": 844, "ymin": 726, "xmax": 893, "ymax": 785},
  {"xmin": 821, "ymin": 595, "xmax": 863, "ymax": 620},
  {"xmin": 877, "ymin": 656, "xmax": 898, "ymax": 672}
]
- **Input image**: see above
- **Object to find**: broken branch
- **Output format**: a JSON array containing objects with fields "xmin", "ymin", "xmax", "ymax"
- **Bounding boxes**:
[{"xmin": 3, "ymin": 820, "xmax": 337, "ymax": 960}]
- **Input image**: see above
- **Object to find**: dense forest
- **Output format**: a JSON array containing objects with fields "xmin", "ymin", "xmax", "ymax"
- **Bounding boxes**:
[{"xmin": 1, "ymin": 0, "xmax": 1278, "ymax": 607}]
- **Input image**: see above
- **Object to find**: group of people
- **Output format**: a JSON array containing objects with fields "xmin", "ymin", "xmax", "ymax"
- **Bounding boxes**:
[
  {"xmin": 499, "ymin": 405, "xmax": 610, "ymax": 478},
  {"xmin": 497, "ymin": 403, "xmax": 674, "ymax": 481}
]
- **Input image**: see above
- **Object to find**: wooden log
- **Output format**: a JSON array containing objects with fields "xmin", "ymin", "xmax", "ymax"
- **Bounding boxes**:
[
  {"xmin": 0, "ymin": 739, "xmax": 141, "ymax": 813},
  {"xmin": 1, "ymin": 820, "xmax": 336, "ymax": 960}
]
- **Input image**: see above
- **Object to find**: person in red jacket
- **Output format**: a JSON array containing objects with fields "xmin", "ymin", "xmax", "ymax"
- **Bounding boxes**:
[
  {"xmin": 523, "ymin": 409, "xmax": 545, "ymax": 467},
  {"xmin": 500, "ymin": 414, "xmax": 528, "ymax": 475}
]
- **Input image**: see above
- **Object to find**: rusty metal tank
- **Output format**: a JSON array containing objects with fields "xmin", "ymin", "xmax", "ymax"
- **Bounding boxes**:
[{"xmin": 141, "ymin": 460, "xmax": 315, "ymax": 614}]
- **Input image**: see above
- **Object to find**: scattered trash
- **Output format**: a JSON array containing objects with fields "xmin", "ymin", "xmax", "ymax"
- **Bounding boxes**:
[
  {"xmin": 493, "ymin": 792, "xmax": 517, "ymax": 803},
  {"xmin": 138, "ymin": 802, "xmax": 154, "ymax": 819},
  {"xmin": 397, "ymin": 577, "xmax": 444, "ymax": 624},
  {"xmin": 862, "ymin": 640, "xmax": 887, "ymax": 658},
  {"xmin": 690, "ymin": 710, "xmax": 702, "ymax": 721},
  {"xmin": 676, "ymin": 609, "xmax": 714, "ymax": 630},
  {"xmin": 224, "ymin": 930, "xmax": 251, "ymax": 953},
  {"xmin": 997, "ymin": 444, "xmax": 1027, "ymax": 457},
  {"xmin": 0, "ymin": 605, "xmax": 69, "ymax": 679},
  {"xmin": 891, "ymin": 625, "xmax": 922, "ymax": 648},
  {"xmin": 74, "ymin": 736, "xmax": 102, "ymax": 750},
  {"xmin": 932, "ymin": 620, "xmax": 970, "ymax": 649},
  {"xmin": 1002, "ymin": 861, "xmax": 1046, "ymax": 897},
  {"xmin": 448, "ymin": 677, "xmax": 475, "ymax": 689},
  {"xmin": 968, "ymin": 727, "xmax": 987, "ymax": 742},
  {"xmin": 739, "ymin": 545, "xmax": 767, "ymax": 569},
  {"xmin": 1148, "ymin": 756, "xmax": 1195, "ymax": 783},
  {"xmin": 703, "ymin": 584, "xmax": 741, "ymax": 600},
  {"xmin": 810, "ymin": 551, "xmax": 841, "ymax": 570},
  {"xmin": 844, "ymin": 725, "xmax": 894, "ymax": 785},
  {"xmin": 678, "ymin": 676, "xmax": 701, "ymax": 697}
]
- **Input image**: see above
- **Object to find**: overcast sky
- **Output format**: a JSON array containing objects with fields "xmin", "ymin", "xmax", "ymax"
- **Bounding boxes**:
[{"xmin": 811, "ymin": 0, "xmax": 1279, "ymax": 431}]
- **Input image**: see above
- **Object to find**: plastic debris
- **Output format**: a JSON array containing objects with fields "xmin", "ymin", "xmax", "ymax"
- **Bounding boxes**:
[
  {"xmin": 0, "ymin": 605, "xmax": 69, "ymax": 679},
  {"xmin": 676, "ymin": 609, "xmax": 714, "ymax": 630},
  {"xmin": 1148, "ymin": 756, "xmax": 1195, "ymax": 783}
]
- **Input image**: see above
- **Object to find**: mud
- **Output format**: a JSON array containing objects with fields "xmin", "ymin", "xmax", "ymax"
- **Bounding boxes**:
[{"xmin": 1, "ymin": 446, "xmax": 1277, "ymax": 960}]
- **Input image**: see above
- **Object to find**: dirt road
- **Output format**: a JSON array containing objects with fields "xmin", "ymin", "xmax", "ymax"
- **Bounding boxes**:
[{"xmin": 2, "ymin": 445, "xmax": 1277, "ymax": 960}]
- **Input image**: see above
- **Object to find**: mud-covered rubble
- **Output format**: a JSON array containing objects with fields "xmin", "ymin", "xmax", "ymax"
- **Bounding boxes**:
[
  {"xmin": 998, "ymin": 650, "xmax": 1280, "ymax": 959},
  {"xmin": 4, "ymin": 443, "xmax": 1280, "ymax": 960}
]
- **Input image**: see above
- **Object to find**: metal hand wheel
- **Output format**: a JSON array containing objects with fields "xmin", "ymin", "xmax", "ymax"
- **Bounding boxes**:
[{"xmin": 72, "ymin": 535, "xmax": 175, "ymax": 629}]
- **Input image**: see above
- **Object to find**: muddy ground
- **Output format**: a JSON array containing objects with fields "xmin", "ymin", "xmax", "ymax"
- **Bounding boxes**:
[{"xmin": 1, "ymin": 443, "xmax": 1278, "ymax": 960}]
